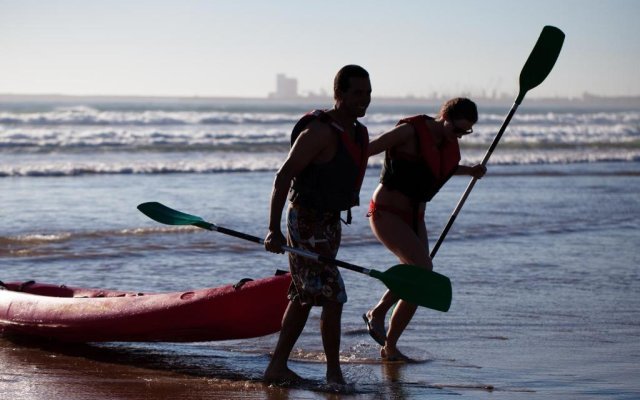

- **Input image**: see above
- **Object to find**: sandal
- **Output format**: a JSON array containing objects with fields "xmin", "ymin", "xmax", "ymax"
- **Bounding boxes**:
[{"xmin": 362, "ymin": 313, "xmax": 386, "ymax": 346}]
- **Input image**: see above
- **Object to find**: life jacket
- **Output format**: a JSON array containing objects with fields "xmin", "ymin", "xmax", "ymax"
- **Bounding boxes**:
[
  {"xmin": 289, "ymin": 110, "xmax": 369, "ymax": 219},
  {"xmin": 380, "ymin": 115, "xmax": 460, "ymax": 202}
]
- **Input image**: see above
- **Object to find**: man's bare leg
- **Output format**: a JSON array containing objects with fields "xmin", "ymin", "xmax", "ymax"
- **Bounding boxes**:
[{"xmin": 264, "ymin": 300, "xmax": 311, "ymax": 383}]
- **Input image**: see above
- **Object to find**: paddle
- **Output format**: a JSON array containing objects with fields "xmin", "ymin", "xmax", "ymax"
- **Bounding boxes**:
[
  {"xmin": 430, "ymin": 25, "xmax": 565, "ymax": 258},
  {"xmin": 137, "ymin": 201, "xmax": 452, "ymax": 312}
]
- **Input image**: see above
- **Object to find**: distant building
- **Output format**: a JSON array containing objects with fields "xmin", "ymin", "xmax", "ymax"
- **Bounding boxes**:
[{"xmin": 268, "ymin": 74, "xmax": 298, "ymax": 99}]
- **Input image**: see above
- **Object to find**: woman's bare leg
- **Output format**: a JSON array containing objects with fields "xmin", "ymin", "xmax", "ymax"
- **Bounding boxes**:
[{"xmin": 367, "ymin": 210, "xmax": 432, "ymax": 360}]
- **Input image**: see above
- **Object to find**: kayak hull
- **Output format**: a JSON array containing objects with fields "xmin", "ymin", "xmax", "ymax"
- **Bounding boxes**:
[{"xmin": 0, "ymin": 273, "xmax": 290, "ymax": 343}]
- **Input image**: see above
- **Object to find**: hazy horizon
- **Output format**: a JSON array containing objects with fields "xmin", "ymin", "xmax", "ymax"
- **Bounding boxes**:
[
  {"xmin": 1, "ymin": 91, "xmax": 637, "ymax": 103},
  {"xmin": 2, "ymin": 1, "xmax": 639, "ymax": 100}
]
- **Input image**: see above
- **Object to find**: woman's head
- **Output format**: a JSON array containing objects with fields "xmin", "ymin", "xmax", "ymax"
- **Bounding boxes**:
[
  {"xmin": 439, "ymin": 97, "xmax": 477, "ymax": 138},
  {"xmin": 438, "ymin": 97, "xmax": 478, "ymax": 124}
]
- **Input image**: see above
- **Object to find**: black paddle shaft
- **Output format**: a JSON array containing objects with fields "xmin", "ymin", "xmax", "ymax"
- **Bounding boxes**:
[
  {"xmin": 200, "ymin": 222, "xmax": 372, "ymax": 275},
  {"xmin": 430, "ymin": 103, "xmax": 519, "ymax": 258},
  {"xmin": 429, "ymin": 26, "xmax": 564, "ymax": 259},
  {"xmin": 136, "ymin": 201, "xmax": 453, "ymax": 311}
]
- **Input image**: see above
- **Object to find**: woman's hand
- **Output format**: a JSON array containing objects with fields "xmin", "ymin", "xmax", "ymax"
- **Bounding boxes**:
[{"xmin": 469, "ymin": 164, "xmax": 487, "ymax": 179}]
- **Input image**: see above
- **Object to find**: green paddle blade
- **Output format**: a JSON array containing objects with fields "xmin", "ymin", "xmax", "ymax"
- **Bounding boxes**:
[
  {"xmin": 370, "ymin": 265, "xmax": 452, "ymax": 312},
  {"xmin": 137, "ymin": 202, "xmax": 212, "ymax": 229},
  {"xmin": 517, "ymin": 25, "xmax": 565, "ymax": 103}
]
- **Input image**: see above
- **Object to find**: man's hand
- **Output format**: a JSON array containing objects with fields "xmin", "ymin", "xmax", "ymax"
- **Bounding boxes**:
[{"xmin": 264, "ymin": 229, "xmax": 287, "ymax": 254}]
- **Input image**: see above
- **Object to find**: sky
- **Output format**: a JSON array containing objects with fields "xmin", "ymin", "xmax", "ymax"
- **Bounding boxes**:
[{"xmin": 1, "ymin": 0, "xmax": 639, "ymax": 99}]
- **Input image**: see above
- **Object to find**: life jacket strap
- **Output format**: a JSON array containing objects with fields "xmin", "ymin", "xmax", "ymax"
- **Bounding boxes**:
[{"xmin": 340, "ymin": 209, "xmax": 353, "ymax": 225}]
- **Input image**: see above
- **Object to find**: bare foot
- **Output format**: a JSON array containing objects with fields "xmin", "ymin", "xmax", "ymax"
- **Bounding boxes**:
[
  {"xmin": 326, "ymin": 368, "xmax": 355, "ymax": 394},
  {"xmin": 264, "ymin": 367, "xmax": 305, "ymax": 385},
  {"xmin": 380, "ymin": 346, "xmax": 412, "ymax": 363},
  {"xmin": 326, "ymin": 369, "xmax": 346, "ymax": 386}
]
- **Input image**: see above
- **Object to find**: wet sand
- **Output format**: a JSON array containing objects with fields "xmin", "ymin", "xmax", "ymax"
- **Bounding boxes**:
[
  {"xmin": 0, "ymin": 338, "xmax": 334, "ymax": 400},
  {"xmin": 1, "ymin": 336, "xmax": 503, "ymax": 399}
]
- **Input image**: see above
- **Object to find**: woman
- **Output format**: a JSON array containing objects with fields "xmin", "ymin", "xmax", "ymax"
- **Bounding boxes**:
[{"xmin": 362, "ymin": 97, "xmax": 486, "ymax": 361}]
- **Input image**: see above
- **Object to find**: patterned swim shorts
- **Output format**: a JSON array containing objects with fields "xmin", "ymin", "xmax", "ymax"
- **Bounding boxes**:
[{"xmin": 286, "ymin": 202, "xmax": 347, "ymax": 306}]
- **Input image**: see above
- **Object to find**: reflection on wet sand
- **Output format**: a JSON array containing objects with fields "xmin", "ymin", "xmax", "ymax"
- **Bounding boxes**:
[
  {"xmin": 381, "ymin": 362, "xmax": 411, "ymax": 399},
  {"xmin": 1, "ymin": 338, "xmax": 386, "ymax": 400},
  {"xmin": 0, "ymin": 338, "xmax": 294, "ymax": 400}
]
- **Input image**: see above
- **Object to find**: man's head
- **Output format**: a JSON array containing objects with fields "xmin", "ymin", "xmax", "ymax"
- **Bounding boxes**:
[
  {"xmin": 333, "ymin": 65, "xmax": 371, "ymax": 118},
  {"xmin": 334, "ymin": 65, "xmax": 369, "ymax": 96}
]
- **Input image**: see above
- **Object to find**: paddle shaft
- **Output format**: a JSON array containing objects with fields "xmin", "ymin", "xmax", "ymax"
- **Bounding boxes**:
[
  {"xmin": 199, "ymin": 222, "xmax": 373, "ymax": 275},
  {"xmin": 430, "ymin": 101, "xmax": 520, "ymax": 258},
  {"xmin": 429, "ymin": 25, "xmax": 564, "ymax": 259}
]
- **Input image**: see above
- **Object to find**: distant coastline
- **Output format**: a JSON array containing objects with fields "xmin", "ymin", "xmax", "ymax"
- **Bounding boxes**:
[{"xmin": 1, "ymin": 92, "xmax": 639, "ymax": 110}]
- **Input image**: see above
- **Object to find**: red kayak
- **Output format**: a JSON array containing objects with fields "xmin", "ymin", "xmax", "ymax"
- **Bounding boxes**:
[{"xmin": 0, "ymin": 272, "xmax": 290, "ymax": 343}]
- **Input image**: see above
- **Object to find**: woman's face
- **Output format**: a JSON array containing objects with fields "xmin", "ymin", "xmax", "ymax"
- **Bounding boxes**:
[{"xmin": 446, "ymin": 118, "xmax": 474, "ymax": 140}]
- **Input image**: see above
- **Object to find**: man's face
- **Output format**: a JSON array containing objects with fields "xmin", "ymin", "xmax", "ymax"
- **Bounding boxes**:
[{"xmin": 337, "ymin": 77, "xmax": 372, "ymax": 118}]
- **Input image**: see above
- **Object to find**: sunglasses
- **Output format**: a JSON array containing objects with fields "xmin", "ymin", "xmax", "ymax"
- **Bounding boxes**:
[{"xmin": 450, "ymin": 119, "xmax": 473, "ymax": 135}]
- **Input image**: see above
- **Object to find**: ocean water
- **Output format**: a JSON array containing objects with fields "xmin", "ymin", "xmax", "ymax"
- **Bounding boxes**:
[{"xmin": 1, "ymin": 98, "xmax": 639, "ymax": 399}]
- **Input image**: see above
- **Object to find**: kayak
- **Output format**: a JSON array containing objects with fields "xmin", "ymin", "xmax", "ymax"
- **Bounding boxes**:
[{"xmin": 0, "ymin": 272, "xmax": 290, "ymax": 343}]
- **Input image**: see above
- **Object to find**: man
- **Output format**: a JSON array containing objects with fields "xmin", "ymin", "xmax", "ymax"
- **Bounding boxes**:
[{"xmin": 264, "ymin": 65, "xmax": 371, "ymax": 385}]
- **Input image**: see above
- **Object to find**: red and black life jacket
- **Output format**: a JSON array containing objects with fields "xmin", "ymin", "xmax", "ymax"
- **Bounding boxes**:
[
  {"xmin": 289, "ymin": 110, "xmax": 369, "ymax": 218},
  {"xmin": 380, "ymin": 115, "xmax": 460, "ymax": 202}
]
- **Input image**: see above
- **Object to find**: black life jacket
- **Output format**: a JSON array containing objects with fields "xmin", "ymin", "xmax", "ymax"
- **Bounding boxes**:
[
  {"xmin": 380, "ymin": 115, "xmax": 460, "ymax": 202},
  {"xmin": 289, "ymin": 110, "xmax": 369, "ymax": 219}
]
